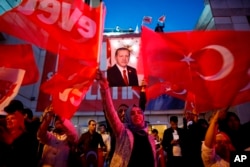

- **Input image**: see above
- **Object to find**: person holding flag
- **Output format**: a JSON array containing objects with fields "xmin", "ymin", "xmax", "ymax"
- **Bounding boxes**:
[
  {"xmin": 155, "ymin": 15, "xmax": 165, "ymax": 32},
  {"xmin": 96, "ymin": 69, "xmax": 157, "ymax": 167},
  {"xmin": 37, "ymin": 105, "xmax": 78, "ymax": 167}
]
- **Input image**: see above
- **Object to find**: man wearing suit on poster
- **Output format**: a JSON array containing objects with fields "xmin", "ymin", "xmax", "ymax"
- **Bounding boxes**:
[{"xmin": 107, "ymin": 47, "xmax": 139, "ymax": 87}]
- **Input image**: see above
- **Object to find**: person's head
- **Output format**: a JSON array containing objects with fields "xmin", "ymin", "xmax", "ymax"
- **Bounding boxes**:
[
  {"xmin": 23, "ymin": 108, "xmax": 33, "ymax": 121},
  {"xmin": 4, "ymin": 100, "xmax": 24, "ymax": 113},
  {"xmin": 115, "ymin": 47, "xmax": 131, "ymax": 68},
  {"xmin": 170, "ymin": 116, "xmax": 178, "ymax": 130},
  {"xmin": 5, "ymin": 110, "xmax": 25, "ymax": 131},
  {"xmin": 88, "ymin": 119, "xmax": 97, "ymax": 133},
  {"xmin": 53, "ymin": 116, "xmax": 66, "ymax": 134},
  {"xmin": 125, "ymin": 105, "xmax": 145, "ymax": 130},
  {"xmin": 198, "ymin": 118, "xmax": 209, "ymax": 129},
  {"xmin": 219, "ymin": 112, "xmax": 241, "ymax": 133},
  {"xmin": 215, "ymin": 132, "xmax": 235, "ymax": 160},
  {"xmin": 4, "ymin": 100, "xmax": 25, "ymax": 131},
  {"xmin": 99, "ymin": 124, "xmax": 107, "ymax": 134},
  {"xmin": 151, "ymin": 128, "xmax": 159, "ymax": 138},
  {"xmin": 117, "ymin": 103, "xmax": 129, "ymax": 123},
  {"xmin": 225, "ymin": 112, "xmax": 240, "ymax": 131}
]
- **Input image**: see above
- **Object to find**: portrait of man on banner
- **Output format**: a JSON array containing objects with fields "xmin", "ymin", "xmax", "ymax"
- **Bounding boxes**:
[{"xmin": 106, "ymin": 37, "xmax": 143, "ymax": 87}]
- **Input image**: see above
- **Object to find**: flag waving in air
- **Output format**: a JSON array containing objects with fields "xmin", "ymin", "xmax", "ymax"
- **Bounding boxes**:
[
  {"xmin": 0, "ymin": 0, "xmax": 103, "ymax": 60},
  {"xmin": 40, "ymin": 2, "xmax": 106, "ymax": 119},
  {"xmin": 0, "ymin": 44, "xmax": 39, "ymax": 85},
  {"xmin": 0, "ymin": 67, "xmax": 25, "ymax": 111},
  {"xmin": 142, "ymin": 16, "xmax": 152, "ymax": 24},
  {"xmin": 158, "ymin": 15, "xmax": 166, "ymax": 23},
  {"xmin": 139, "ymin": 27, "xmax": 250, "ymax": 112}
]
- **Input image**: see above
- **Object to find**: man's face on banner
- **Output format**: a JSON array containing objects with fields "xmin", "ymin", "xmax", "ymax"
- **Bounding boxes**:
[{"xmin": 115, "ymin": 49, "xmax": 130, "ymax": 68}]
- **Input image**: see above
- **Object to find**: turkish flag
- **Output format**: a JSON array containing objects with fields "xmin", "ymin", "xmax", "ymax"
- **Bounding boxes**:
[
  {"xmin": 142, "ymin": 16, "xmax": 152, "ymax": 24},
  {"xmin": 0, "ymin": 67, "xmax": 25, "ymax": 111},
  {"xmin": 41, "ymin": 55, "xmax": 98, "ymax": 119},
  {"xmin": 231, "ymin": 78, "xmax": 250, "ymax": 106},
  {"xmin": 0, "ymin": 0, "xmax": 104, "ymax": 60},
  {"xmin": 158, "ymin": 15, "xmax": 166, "ymax": 23},
  {"xmin": 39, "ymin": 2, "xmax": 105, "ymax": 119},
  {"xmin": 0, "ymin": 44, "xmax": 39, "ymax": 85},
  {"xmin": 140, "ymin": 27, "xmax": 250, "ymax": 112}
]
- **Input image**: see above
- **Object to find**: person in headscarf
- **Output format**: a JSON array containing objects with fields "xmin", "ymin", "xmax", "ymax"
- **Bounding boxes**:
[{"xmin": 96, "ymin": 69, "xmax": 157, "ymax": 167}]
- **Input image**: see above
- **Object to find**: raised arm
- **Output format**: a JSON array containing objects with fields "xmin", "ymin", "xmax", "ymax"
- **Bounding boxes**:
[
  {"xmin": 96, "ymin": 70, "xmax": 124, "ymax": 137},
  {"xmin": 37, "ymin": 109, "xmax": 54, "ymax": 144},
  {"xmin": 204, "ymin": 110, "xmax": 226, "ymax": 148}
]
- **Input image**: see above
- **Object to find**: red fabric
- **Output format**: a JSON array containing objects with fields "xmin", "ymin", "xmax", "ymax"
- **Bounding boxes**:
[
  {"xmin": 140, "ymin": 27, "xmax": 250, "ymax": 112},
  {"xmin": 40, "ymin": 55, "xmax": 98, "ymax": 119},
  {"xmin": 231, "ymin": 79, "xmax": 250, "ymax": 106},
  {"xmin": 106, "ymin": 38, "xmax": 112, "ymax": 68},
  {"xmin": 0, "ymin": 44, "xmax": 39, "ymax": 85},
  {"xmin": 0, "ymin": 0, "xmax": 104, "ymax": 60},
  {"xmin": 0, "ymin": 68, "xmax": 25, "ymax": 111},
  {"xmin": 38, "ymin": 1, "xmax": 105, "ymax": 119},
  {"xmin": 158, "ymin": 15, "xmax": 166, "ymax": 23},
  {"xmin": 142, "ymin": 16, "xmax": 152, "ymax": 23},
  {"xmin": 157, "ymin": 148, "xmax": 166, "ymax": 167}
]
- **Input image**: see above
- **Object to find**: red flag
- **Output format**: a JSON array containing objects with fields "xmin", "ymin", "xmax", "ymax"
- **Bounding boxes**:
[
  {"xmin": 0, "ymin": 44, "xmax": 39, "ymax": 85},
  {"xmin": 140, "ymin": 27, "xmax": 250, "ymax": 112},
  {"xmin": 40, "ymin": 55, "xmax": 98, "ymax": 119},
  {"xmin": 142, "ymin": 16, "xmax": 152, "ymax": 24},
  {"xmin": 0, "ymin": 0, "xmax": 104, "ymax": 60},
  {"xmin": 231, "ymin": 78, "xmax": 250, "ymax": 106},
  {"xmin": 40, "ymin": 2, "xmax": 105, "ymax": 119},
  {"xmin": 0, "ymin": 67, "xmax": 25, "ymax": 111},
  {"xmin": 158, "ymin": 15, "xmax": 166, "ymax": 23}
]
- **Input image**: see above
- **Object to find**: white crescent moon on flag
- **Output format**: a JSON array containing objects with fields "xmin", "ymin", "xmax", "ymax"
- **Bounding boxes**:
[
  {"xmin": 240, "ymin": 82, "xmax": 250, "ymax": 92},
  {"xmin": 173, "ymin": 89, "xmax": 187, "ymax": 95},
  {"xmin": 198, "ymin": 45, "xmax": 234, "ymax": 81}
]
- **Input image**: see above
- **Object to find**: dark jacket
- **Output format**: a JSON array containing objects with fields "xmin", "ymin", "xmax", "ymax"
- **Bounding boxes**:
[
  {"xmin": 107, "ymin": 64, "xmax": 139, "ymax": 87},
  {"xmin": 162, "ymin": 127, "xmax": 186, "ymax": 158}
]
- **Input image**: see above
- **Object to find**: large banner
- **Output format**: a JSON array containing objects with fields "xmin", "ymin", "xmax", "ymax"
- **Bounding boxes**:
[{"xmin": 36, "ymin": 51, "xmax": 140, "ymax": 112}]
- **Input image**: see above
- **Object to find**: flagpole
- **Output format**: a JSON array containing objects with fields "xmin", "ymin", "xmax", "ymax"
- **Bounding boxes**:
[{"xmin": 97, "ymin": 2, "xmax": 105, "ymax": 65}]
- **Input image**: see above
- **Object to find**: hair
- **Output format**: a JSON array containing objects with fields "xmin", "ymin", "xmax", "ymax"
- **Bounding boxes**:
[
  {"xmin": 4, "ymin": 100, "xmax": 24, "ymax": 114},
  {"xmin": 170, "ymin": 116, "xmax": 178, "ymax": 123},
  {"xmin": 23, "ymin": 108, "xmax": 33, "ymax": 120},
  {"xmin": 99, "ymin": 124, "xmax": 106, "ymax": 129},
  {"xmin": 115, "ymin": 47, "xmax": 130, "ymax": 56},
  {"xmin": 152, "ymin": 128, "xmax": 158, "ymax": 134},
  {"xmin": 117, "ymin": 103, "xmax": 129, "ymax": 112},
  {"xmin": 88, "ymin": 119, "xmax": 96, "ymax": 125},
  {"xmin": 219, "ymin": 112, "xmax": 240, "ymax": 132}
]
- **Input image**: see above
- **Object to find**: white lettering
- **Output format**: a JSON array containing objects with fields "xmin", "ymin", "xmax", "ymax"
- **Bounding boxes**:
[
  {"xmin": 241, "ymin": 155, "xmax": 247, "ymax": 162},
  {"xmin": 47, "ymin": 72, "xmax": 54, "ymax": 80},
  {"xmin": 70, "ymin": 89, "xmax": 83, "ymax": 106},
  {"xmin": 37, "ymin": 0, "xmax": 60, "ymax": 24},
  {"xmin": 16, "ymin": 0, "xmax": 96, "ymax": 38},
  {"xmin": 234, "ymin": 155, "xmax": 247, "ymax": 162},
  {"xmin": 77, "ymin": 15, "xmax": 96, "ymax": 38},
  {"xmin": 60, "ymin": 3, "xmax": 82, "ymax": 31},
  {"xmin": 86, "ymin": 88, "xmax": 97, "ymax": 100},
  {"xmin": 86, "ymin": 85, "xmax": 140, "ymax": 100},
  {"xmin": 59, "ymin": 88, "xmax": 71, "ymax": 102},
  {"xmin": 17, "ymin": 0, "xmax": 36, "ymax": 15},
  {"xmin": 112, "ymin": 87, "xmax": 118, "ymax": 99}
]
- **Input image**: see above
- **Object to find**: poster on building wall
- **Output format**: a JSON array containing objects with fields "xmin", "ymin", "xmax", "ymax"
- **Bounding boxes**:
[
  {"xmin": 36, "ymin": 50, "xmax": 141, "ymax": 112},
  {"xmin": 106, "ymin": 36, "xmax": 145, "ymax": 87}
]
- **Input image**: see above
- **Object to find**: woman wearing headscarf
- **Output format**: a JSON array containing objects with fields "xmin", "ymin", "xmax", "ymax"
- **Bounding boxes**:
[{"xmin": 96, "ymin": 70, "xmax": 157, "ymax": 167}]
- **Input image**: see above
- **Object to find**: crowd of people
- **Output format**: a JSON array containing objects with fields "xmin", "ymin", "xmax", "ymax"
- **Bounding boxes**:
[{"xmin": 0, "ymin": 70, "xmax": 250, "ymax": 167}]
